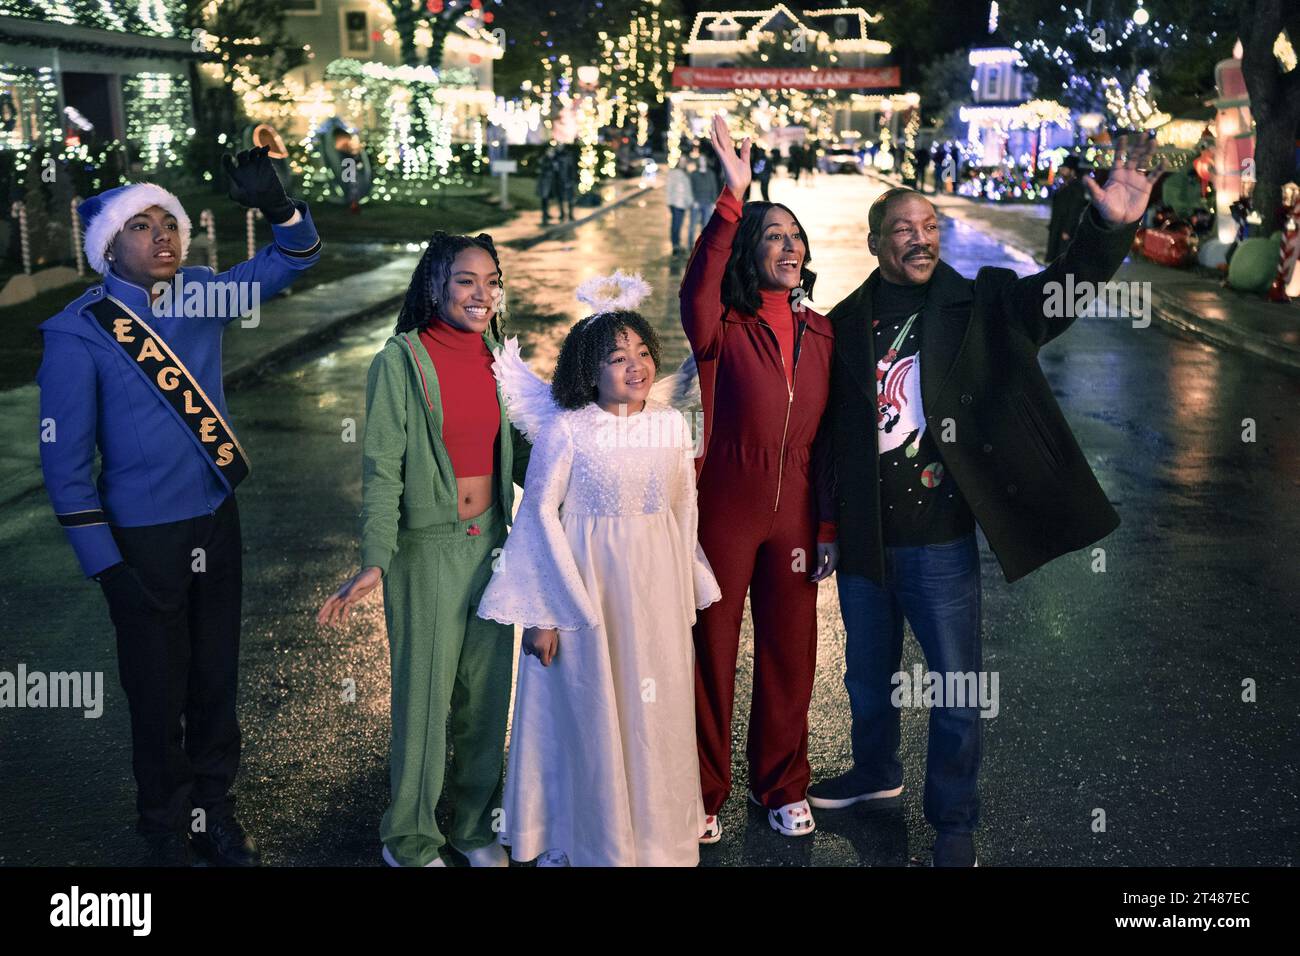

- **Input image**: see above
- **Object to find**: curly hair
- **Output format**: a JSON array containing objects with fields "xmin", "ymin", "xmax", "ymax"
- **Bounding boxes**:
[
  {"xmin": 394, "ymin": 231, "xmax": 503, "ymax": 338},
  {"xmin": 550, "ymin": 310, "xmax": 663, "ymax": 410},
  {"xmin": 720, "ymin": 201, "xmax": 816, "ymax": 317}
]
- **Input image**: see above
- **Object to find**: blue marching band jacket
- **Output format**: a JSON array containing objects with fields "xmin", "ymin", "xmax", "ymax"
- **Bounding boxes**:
[{"xmin": 37, "ymin": 200, "xmax": 322, "ymax": 578}]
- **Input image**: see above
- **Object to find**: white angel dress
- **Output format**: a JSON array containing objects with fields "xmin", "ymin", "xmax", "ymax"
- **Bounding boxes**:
[{"xmin": 476, "ymin": 337, "xmax": 720, "ymax": 867}]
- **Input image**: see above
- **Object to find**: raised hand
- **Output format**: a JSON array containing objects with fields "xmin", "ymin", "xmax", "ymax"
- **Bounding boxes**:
[
  {"xmin": 1084, "ymin": 132, "xmax": 1166, "ymax": 227},
  {"xmin": 222, "ymin": 144, "xmax": 296, "ymax": 224},
  {"xmin": 709, "ymin": 113, "xmax": 752, "ymax": 202}
]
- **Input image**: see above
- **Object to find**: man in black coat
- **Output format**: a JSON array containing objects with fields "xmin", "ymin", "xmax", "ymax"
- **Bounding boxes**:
[
  {"xmin": 1047, "ymin": 155, "xmax": 1091, "ymax": 261},
  {"xmin": 913, "ymin": 143, "xmax": 931, "ymax": 192},
  {"xmin": 808, "ymin": 134, "xmax": 1162, "ymax": 866}
]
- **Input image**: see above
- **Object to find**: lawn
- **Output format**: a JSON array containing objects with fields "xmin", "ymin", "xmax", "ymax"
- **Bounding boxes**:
[{"xmin": 0, "ymin": 175, "xmax": 541, "ymax": 391}]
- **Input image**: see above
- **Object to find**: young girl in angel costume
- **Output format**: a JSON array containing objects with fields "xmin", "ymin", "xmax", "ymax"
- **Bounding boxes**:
[{"xmin": 476, "ymin": 270, "xmax": 720, "ymax": 867}]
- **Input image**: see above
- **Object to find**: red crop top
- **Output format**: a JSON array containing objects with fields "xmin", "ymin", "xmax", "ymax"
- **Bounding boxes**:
[{"xmin": 418, "ymin": 319, "xmax": 500, "ymax": 478}]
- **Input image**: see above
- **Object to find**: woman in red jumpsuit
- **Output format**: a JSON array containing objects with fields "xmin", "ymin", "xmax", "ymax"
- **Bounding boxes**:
[{"xmin": 681, "ymin": 114, "xmax": 838, "ymax": 841}]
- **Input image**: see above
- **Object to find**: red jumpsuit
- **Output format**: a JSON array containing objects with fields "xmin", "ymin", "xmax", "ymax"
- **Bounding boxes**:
[{"xmin": 680, "ymin": 187, "xmax": 835, "ymax": 814}]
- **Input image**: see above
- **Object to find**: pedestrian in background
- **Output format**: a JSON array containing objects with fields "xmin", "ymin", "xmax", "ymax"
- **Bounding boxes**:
[
  {"xmin": 749, "ymin": 144, "xmax": 772, "ymax": 202},
  {"xmin": 537, "ymin": 145, "xmax": 561, "ymax": 225},
  {"xmin": 666, "ymin": 158, "xmax": 693, "ymax": 254},
  {"xmin": 914, "ymin": 142, "xmax": 931, "ymax": 192},
  {"xmin": 558, "ymin": 144, "xmax": 578, "ymax": 222},
  {"xmin": 1046, "ymin": 155, "xmax": 1089, "ymax": 261},
  {"xmin": 688, "ymin": 150, "xmax": 714, "ymax": 247}
]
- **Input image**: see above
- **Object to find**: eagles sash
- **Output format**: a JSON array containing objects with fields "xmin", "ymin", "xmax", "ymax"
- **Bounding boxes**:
[{"xmin": 88, "ymin": 295, "xmax": 251, "ymax": 491}]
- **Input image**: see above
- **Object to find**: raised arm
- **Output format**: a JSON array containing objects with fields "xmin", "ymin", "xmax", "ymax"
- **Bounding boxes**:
[
  {"xmin": 213, "ymin": 146, "xmax": 321, "ymax": 319},
  {"xmin": 679, "ymin": 114, "xmax": 753, "ymax": 355},
  {"xmin": 1008, "ymin": 132, "xmax": 1162, "ymax": 347}
]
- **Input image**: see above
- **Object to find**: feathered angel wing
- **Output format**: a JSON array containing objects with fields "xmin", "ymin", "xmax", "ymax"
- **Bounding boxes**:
[
  {"xmin": 492, "ymin": 336, "xmax": 559, "ymax": 443},
  {"xmin": 648, "ymin": 351, "xmax": 700, "ymax": 413}
]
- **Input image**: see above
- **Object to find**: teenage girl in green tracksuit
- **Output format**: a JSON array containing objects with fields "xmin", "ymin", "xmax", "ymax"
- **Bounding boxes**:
[{"xmin": 318, "ymin": 232, "xmax": 531, "ymax": 867}]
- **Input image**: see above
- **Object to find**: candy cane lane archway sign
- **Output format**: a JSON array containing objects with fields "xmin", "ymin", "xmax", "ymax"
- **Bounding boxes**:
[{"xmin": 671, "ymin": 66, "xmax": 900, "ymax": 89}]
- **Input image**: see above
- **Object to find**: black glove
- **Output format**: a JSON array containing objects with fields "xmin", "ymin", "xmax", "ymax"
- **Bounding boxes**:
[
  {"xmin": 222, "ymin": 145, "xmax": 296, "ymax": 224},
  {"xmin": 96, "ymin": 562, "xmax": 167, "ymax": 616}
]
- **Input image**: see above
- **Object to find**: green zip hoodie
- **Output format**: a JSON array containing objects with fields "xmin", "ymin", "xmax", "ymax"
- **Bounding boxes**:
[{"xmin": 360, "ymin": 329, "xmax": 532, "ymax": 575}]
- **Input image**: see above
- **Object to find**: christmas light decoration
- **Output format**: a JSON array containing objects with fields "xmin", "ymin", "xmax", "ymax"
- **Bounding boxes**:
[
  {"xmin": 684, "ymin": 6, "xmax": 890, "ymax": 57},
  {"xmin": 1102, "ymin": 69, "xmax": 1170, "ymax": 130},
  {"xmin": 0, "ymin": 66, "xmax": 60, "ymax": 151},
  {"xmin": 0, "ymin": 0, "xmax": 180, "ymax": 36},
  {"xmin": 122, "ymin": 72, "xmax": 192, "ymax": 171}
]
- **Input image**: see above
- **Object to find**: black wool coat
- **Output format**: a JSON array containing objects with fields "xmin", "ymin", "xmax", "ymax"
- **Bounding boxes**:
[
  {"xmin": 826, "ymin": 205, "xmax": 1139, "ymax": 584},
  {"xmin": 1046, "ymin": 178, "xmax": 1090, "ymax": 261}
]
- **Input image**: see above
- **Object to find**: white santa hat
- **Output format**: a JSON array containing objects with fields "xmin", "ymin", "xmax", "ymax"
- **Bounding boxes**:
[{"xmin": 79, "ymin": 182, "xmax": 191, "ymax": 275}]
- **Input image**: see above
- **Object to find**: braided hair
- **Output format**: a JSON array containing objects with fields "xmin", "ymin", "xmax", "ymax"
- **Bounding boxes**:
[
  {"xmin": 394, "ymin": 231, "xmax": 503, "ymax": 338},
  {"xmin": 721, "ymin": 201, "xmax": 816, "ymax": 317},
  {"xmin": 551, "ymin": 310, "xmax": 662, "ymax": 410}
]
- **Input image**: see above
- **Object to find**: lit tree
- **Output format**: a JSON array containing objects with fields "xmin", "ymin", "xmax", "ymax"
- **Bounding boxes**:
[
  {"xmin": 384, "ymin": 0, "xmax": 499, "ymax": 70},
  {"xmin": 186, "ymin": 0, "xmax": 307, "ymax": 191},
  {"xmin": 998, "ymin": 0, "xmax": 1234, "ymax": 120},
  {"xmin": 494, "ymin": 1, "xmax": 672, "ymax": 96}
]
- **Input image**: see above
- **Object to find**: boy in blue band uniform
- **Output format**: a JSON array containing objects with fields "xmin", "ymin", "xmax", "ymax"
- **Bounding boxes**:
[{"xmin": 36, "ymin": 146, "xmax": 321, "ymax": 865}]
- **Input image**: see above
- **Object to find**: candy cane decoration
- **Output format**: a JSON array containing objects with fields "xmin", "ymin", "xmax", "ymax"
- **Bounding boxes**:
[
  {"xmin": 199, "ymin": 208, "xmax": 218, "ymax": 271},
  {"xmin": 70, "ymin": 196, "xmax": 85, "ymax": 277},
  {"xmin": 10, "ymin": 201, "xmax": 30, "ymax": 275},
  {"xmin": 1266, "ymin": 195, "xmax": 1300, "ymax": 303},
  {"xmin": 245, "ymin": 207, "xmax": 260, "ymax": 262}
]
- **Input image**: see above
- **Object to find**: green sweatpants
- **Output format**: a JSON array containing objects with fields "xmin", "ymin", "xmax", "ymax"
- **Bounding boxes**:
[{"xmin": 379, "ymin": 504, "xmax": 513, "ymax": 866}]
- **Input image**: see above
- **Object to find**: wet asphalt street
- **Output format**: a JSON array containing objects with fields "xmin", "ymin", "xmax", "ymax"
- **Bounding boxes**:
[{"xmin": 1, "ymin": 174, "xmax": 1297, "ymax": 867}]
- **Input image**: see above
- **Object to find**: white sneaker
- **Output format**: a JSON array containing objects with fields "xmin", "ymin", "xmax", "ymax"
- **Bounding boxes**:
[
  {"xmin": 451, "ymin": 841, "xmax": 509, "ymax": 867},
  {"xmin": 382, "ymin": 844, "xmax": 447, "ymax": 867},
  {"xmin": 699, "ymin": 814, "xmax": 722, "ymax": 844},
  {"xmin": 535, "ymin": 849, "xmax": 570, "ymax": 867},
  {"xmin": 749, "ymin": 792, "xmax": 816, "ymax": 837}
]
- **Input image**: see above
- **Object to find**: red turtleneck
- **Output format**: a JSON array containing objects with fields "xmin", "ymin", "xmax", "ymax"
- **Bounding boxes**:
[
  {"xmin": 418, "ymin": 318, "xmax": 500, "ymax": 478},
  {"xmin": 716, "ymin": 187, "xmax": 796, "ymax": 387}
]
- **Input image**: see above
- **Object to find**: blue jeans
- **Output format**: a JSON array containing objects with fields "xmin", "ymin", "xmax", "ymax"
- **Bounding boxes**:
[
  {"xmin": 836, "ymin": 532, "xmax": 983, "ymax": 834},
  {"xmin": 669, "ymin": 205, "xmax": 687, "ymax": 249},
  {"xmin": 688, "ymin": 202, "xmax": 708, "ymax": 246}
]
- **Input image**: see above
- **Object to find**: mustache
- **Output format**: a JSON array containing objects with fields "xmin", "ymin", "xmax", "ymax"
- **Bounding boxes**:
[{"xmin": 904, "ymin": 246, "xmax": 935, "ymax": 260}]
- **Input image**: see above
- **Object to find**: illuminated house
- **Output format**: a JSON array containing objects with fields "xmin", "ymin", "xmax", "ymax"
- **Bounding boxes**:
[
  {"xmin": 0, "ymin": 0, "xmax": 194, "ymax": 169},
  {"xmin": 270, "ymin": 1, "xmax": 501, "ymax": 143},
  {"xmin": 669, "ymin": 5, "xmax": 914, "ymax": 165},
  {"xmin": 959, "ymin": 16, "xmax": 1072, "ymax": 168}
]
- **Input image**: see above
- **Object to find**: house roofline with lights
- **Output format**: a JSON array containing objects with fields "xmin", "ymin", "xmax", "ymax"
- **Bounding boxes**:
[
  {"xmin": 683, "ymin": 5, "xmax": 892, "ymax": 64},
  {"xmin": 0, "ymin": 2, "xmax": 197, "ymax": 171}
]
